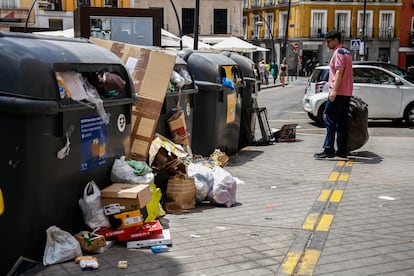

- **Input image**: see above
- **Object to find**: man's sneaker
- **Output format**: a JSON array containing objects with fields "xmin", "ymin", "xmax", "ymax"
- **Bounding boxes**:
[{"xmin": 314, "ymin": 151, "xmax": 335, "ymax": 159}]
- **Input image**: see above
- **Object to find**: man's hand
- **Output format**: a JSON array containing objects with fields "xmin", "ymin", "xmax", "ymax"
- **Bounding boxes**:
[{"xmin": 329, "ymin": 90, "xmax": 337, "ymax": 102}]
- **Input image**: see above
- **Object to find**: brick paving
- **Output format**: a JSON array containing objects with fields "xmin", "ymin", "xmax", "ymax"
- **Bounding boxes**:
[{"xmin": 33, "ymin": 79, "xmax": 414, "ymax": 276}]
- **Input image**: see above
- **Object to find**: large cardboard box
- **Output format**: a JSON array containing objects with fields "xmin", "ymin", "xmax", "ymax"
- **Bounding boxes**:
[
  {"xmin": 90, "ymin": 37, "xmax": 175, "ymax": 160},
  {"xmin": 101, "ymin": 184, "xmax": 152, "ymax": 213}
]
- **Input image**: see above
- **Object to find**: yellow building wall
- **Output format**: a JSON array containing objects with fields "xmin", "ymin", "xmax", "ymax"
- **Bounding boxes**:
[{"xmin": 247, "ymin": 3, "xmax": 400, "ymax": 40}]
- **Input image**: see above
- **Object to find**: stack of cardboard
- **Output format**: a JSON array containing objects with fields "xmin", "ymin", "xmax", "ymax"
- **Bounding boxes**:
[
  {"xmin": 89, "ymin": 37, "xmax": 176, "ymax": 161},
  {"xmin": 97, "ymin": 183, "xmax": 172, "ymax": 248}
]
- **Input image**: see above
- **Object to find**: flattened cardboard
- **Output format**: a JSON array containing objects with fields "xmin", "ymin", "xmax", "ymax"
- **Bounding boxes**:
[
  {"xmin": 126, "ymin": 228, "xmax": 171, "ymax": 249},
  {"xmin": 89, "ymin": 37, "xmax": 175, "ymax": 161}
]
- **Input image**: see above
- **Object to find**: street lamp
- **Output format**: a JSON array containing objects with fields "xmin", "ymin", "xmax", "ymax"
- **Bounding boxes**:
[{"xmin": 255, "ymin": 16, "xmax": 276, "ymax": 63}]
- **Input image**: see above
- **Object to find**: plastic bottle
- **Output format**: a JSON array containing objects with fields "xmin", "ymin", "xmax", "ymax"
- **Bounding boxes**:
[{"xmin": 151, "ymin": 245, "xmax": 169, "ymax": 253}]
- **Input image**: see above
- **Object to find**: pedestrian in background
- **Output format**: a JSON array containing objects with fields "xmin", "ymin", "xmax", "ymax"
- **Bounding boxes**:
[
  {"xmin": 258, "ymin": 60, "xmax": 266, "ymax": 84},
  {"xmin": 270, "ymin": 61, "xmax": 279, "ymax": 84},
  {"xmin": 314, "ymin": 31, "xmax": 353, "ymax": 159},
  {"xmin": 279, "ymin": 59, "xmax": 288, "ymax": 87}
]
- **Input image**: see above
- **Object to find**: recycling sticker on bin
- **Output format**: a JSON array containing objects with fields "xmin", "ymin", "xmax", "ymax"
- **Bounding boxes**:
[{"xmin": 80, "ymin": 115, "xmax": 108, "ymax": 172}]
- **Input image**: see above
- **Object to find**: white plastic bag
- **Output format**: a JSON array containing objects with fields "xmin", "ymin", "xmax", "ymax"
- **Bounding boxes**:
[
  {"xmin": 43, "ymin": 225, "xmax": 82, "ymax": 266},
  {"xmin": 187, "ymin": 163, "xmax": 214, "ymax": 203},
  {"xmin": 207, "ymin": 166, "xmax": 237, "ymax": 207},
  {"xmin": 111, "ymin": 156, "xmax": 154, "ymax": 184},
  {"xmin": 78, "ymin": 181, "xmax": 111, "ymax": 230}
]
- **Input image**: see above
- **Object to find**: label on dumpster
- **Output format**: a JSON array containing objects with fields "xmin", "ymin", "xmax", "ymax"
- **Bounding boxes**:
[
  {"xmin": 226, "ymin": 92, "xmax": 237, "ymax": 123},
  {"xmin": 80, "ymin": 116, "xmax": 108, "ymax": 172}
]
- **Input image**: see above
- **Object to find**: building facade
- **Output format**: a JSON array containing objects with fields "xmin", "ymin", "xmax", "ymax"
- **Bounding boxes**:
[
  {"xmin": 398, "ymin": 0, "xmax": 414, "ymax": 68},
  {"xmin": 243, "ymin": 0, "xmax": 403, "ymax": 71},
  {"xmin": 0, "ymin": 0, "xmax": 243, "ymax": 38}
]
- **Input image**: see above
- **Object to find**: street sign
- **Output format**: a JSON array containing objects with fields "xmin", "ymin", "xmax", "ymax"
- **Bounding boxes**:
[{"xmin": 351, "ymin": 39, "xmax": 361, "ymax": 51}]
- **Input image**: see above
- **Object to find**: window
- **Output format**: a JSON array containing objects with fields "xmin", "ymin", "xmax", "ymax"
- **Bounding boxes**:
[
  {"xmin": 104, "ymin": 0, "xmax": 117, "ymax": 8},
  {"xmin": 214, "ymin": 9, "xmax": 227, "ymax": 34},
  {"xmin": 49, "ymin": 19, "xmax": 63, "ymax": 29},
  {"xmin": 1, "ymin": 0, "xmax": 17, "ymax": 8},
  {"xmin": 335, "ymin": 11, "xmax": 350, "ymax": 38},
  {"xmin": 278, "ymin": 11, "xmax": 287, "ymax": 38},
  {"xmin": 243, "ymin": 0, "xmax": 248, "ymax": 9},
  {"xmin": 358, "ymin": 10, "xmax": 373, "ymax": 38},
  {"xmin": 253, "ymin": 14, "xmax": 260, "ymax": 38},
  {"xmin": 182, "ymin": 8, "xmax": 194, "ymax": 35},
  {"xmin": 353, "ymin": 68, "xmax": 395, "ymax": 85},
  {"xmin": 264, "ymin": 13, "xmax": 274, "ymax": 39},
  {"xmin": 45, "ymin": 0, "xmax": 62, "ymax": 11},
  {"xmin": 379, "ymin": 11, "xmax": 394, "ymax": 38},
  {"xmin": 77, "ymin": 0, "xmax": 90, "ymax": 7},
  {"xmin": 243, "ymin": 16, "xmax": 247, "ymax": 38},
  {"xmin": 311, "ymin": 10, "xmax": 327, "ymax": 38}
]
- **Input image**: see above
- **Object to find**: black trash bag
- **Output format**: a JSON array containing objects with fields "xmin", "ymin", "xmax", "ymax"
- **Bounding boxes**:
[{"xmin": 347, "ymin": 96, "xmax": 369, "ymax": 152}]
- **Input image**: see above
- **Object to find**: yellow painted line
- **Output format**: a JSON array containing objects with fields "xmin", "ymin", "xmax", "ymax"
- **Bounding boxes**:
[
  {"xmin": 296, "ymin": 249, "xmax": 321, "ymax": 275},
  {"xmin": 345, "ymin": 160, "xmax": 354, "ymax": 166},
  {"xmin": 327, "ymin": 172, "xmax": 339, "ymax": 182},
  {"xmin": 339, "ymin": 173, "xmax": 349, "ymax": 181},
  {"xmin": 302, "ymin": 213, "xmax": 319, "ymax": 230},
  {"xmin": 281, "ymin": 251, "xmax": 302, "ymax": 274},
  {"xmin": 330, "ymin": 190, "xmax": 343, "ymax": 203},
  {"xmin": 318, "ymin": 190, "xmax": 331, "ymax": 202},
  {"xmin": 316, "ymin": 214, "xmax": 334, "ymax": 231},
  {"xmin": 337, "ymin": 160, "xmax": 346, "ymax": 167}
]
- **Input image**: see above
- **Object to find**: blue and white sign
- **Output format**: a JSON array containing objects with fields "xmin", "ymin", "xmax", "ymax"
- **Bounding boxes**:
[
  {"xmin": 350, "ymin": 39, "xmax": 361, "ymax": 51},
  {"xmin": 80, "ymin": 115, "xmax": 108, "ymax": 172}
]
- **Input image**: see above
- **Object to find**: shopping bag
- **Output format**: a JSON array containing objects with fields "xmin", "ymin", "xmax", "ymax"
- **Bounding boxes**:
[
  {"xmin": 43, "ymin": 226, "xmax": 82, "ymax": 266},
  {"xmin": 78, "ymin": 181, "xmax": 111, "ymax": 230},
  {"xmin": 164, "ymin": 173, "xmax": 196, "ymax": 213}
]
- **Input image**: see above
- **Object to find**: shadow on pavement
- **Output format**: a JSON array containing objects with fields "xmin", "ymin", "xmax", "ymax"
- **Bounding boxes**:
[
  {"xmin": 226, "ymin": 149, "xmax": 265, "ymax": 167},
  {"xmin": 349, "ymin": 150, "xmax": 383, "ymax": 164}
]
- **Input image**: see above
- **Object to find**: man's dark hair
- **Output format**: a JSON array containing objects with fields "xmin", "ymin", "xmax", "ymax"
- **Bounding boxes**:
[{"xmin": 325, "ymin": 31, "xmax": 342, "ymax": 43}]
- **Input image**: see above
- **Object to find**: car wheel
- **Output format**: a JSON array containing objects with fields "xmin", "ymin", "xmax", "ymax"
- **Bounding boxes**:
[
  {"xmin": 307, "ymin": 112, "xmax": 318, "ymax": 122},
  {"xmin": 404, "ymin": 103, "xmax": 414, "ymax": 126},
  {"xmin": 317, "ymin": 103, "xmax": 326, "ymax": 126}
]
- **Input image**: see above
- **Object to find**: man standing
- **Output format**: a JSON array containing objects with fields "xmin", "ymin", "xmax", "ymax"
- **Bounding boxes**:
[{"xmin": 314, "ymin": 31, "xmax": 353, "ymax": 159}]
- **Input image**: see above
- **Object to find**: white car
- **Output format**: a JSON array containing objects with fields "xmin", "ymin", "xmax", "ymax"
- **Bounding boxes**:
[{"xmin": 303, "ymin": 62, "xmax": 414, "ymax": 126}]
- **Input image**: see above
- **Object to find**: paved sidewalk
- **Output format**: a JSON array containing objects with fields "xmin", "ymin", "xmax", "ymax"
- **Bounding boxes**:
[{"xmin": 34, "ymin": 78, "xmax": 414, "ymax": 276}]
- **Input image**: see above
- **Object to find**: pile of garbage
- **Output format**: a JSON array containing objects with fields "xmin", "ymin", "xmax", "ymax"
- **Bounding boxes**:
[{"xmin": 41, "ymin": 134, "xmax": 240, "ymax": 271}]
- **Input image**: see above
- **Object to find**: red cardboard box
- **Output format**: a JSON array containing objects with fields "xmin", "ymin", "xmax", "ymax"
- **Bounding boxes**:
[
  {"xmin": 97, "ymin": 225, "xmax": 143, "ymax": 240},
  {"xmin": 117, "ymin": 220, "xmax": 163, "ymax": 241}
]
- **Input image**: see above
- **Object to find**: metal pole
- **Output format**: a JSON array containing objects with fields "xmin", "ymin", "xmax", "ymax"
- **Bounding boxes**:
[
  {"xmin": 24, "ymin": 0, "xmax": 38, "ymax": 33},
  {"xmin": 282, "ymin": 0, "xmax": 291, "ymax": 64},
  {"xmin": 169, "ymin": 0, "xmax": 183, "ymax": 50},
  {"xmin": 193, "ymin": 0, "xmax": 200, "ymax": 50}
]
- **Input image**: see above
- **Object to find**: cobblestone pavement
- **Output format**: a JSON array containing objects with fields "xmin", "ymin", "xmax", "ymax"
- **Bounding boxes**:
[{"xmin": 34, "ymin": 78, "xmax": 414, "ymax": 276}]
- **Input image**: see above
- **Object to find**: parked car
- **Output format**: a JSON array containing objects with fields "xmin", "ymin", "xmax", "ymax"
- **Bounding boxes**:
[{"xmin": 303, "ymin": 62, "xmax": 414, "ymax": 126}]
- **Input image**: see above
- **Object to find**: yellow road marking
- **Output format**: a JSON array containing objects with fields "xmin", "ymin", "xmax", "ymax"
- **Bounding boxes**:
[
  {"xmin": 316, "ymin": 214, "xmax": 334, "ymax": 231},
  {"xmin": 296, "ymin": 249, "xmax": 321, "ymax": 275},
  {"xmin": 302, "ymin": 213, "xmax": 319, "ymax": 230},
  {"xmin": 318, "ymin": 190, "xmax": 330, "ymax": 202},
  {"xmin": 281, "ymin": 251, "xmax": 302, "ymax": 274},
  {"xmin": 330, "ymin": 190, "xmax": 343, "ymax": 203},
  {"xmin": 339, "ymin": 173, "xmax": 349, "ymax": 181},
  {"xmin": 328, "ymin": 172, "xmax": 339, "ymax": 182}
]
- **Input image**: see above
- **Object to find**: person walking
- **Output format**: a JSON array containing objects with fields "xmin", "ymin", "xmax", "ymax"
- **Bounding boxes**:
[
  {"xmin": 305, "ymin": 58, "xmax": 313, "ymax": 77},
  {"xmin": 314, "ymin": 31, "xmax": 353, "ymax": 159},
  {"xmin": 279, "ymin": 59, "xmax": 288, "ymax": 87},
  {"xmin": 270, "ymin": 61, "xmax": 279, "ymax": 84},
  {"xmin": 258, "ymin": 60, "xmax": 266, "ymax": 85}
]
